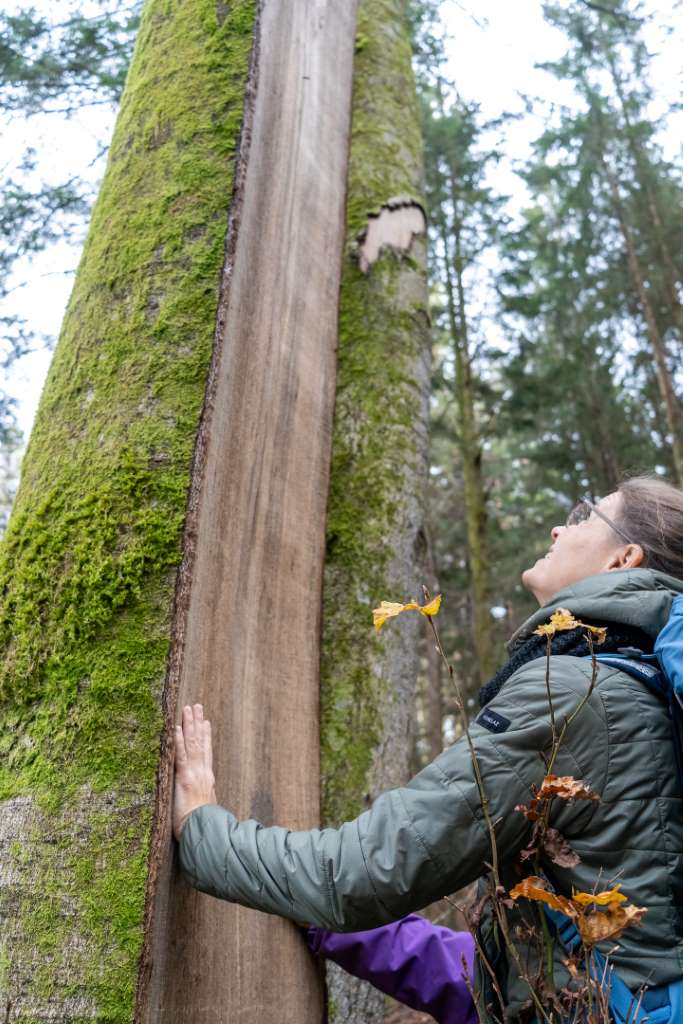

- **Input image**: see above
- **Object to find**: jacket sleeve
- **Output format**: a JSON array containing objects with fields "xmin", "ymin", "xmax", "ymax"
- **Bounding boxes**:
[
  {"xmin": 178, "ymin": 655, "xmax": 610, "ymax": 931},
  {"xmin": 305, "ymin": 915, "xmax": 478, "ymax": 1024}
]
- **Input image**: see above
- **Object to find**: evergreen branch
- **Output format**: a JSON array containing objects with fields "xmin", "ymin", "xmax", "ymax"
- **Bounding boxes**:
[{"xmin": 577, "ymin": 0, "xmax": 641, "ymax": 23}]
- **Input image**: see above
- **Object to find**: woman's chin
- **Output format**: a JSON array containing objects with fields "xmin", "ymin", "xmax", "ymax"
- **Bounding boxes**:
[{"xmin": 521, "ymin": 560, "xmax": 549, "ymax": 604}]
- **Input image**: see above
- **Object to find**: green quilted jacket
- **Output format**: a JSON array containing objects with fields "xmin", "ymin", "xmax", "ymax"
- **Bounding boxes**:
[{"xmin": 179, "ymin": 568, "xmax": 683, "ymax": 1020}]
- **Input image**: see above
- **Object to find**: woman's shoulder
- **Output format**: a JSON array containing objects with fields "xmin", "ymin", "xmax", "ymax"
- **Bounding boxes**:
[{"xmin": 493, "ymin": 654, "xmax": 615, "ymax": 720}]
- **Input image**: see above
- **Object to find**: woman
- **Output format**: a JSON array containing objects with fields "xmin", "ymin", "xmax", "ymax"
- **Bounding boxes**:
[{"xmin": 173, "ymin": 476, "xmax": 683, "ymax": 1021}]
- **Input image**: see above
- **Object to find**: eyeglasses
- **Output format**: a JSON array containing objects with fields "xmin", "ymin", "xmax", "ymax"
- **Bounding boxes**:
[{"xmin": 566, "ymin": 496, "xmax": 635, "ymax": 546}]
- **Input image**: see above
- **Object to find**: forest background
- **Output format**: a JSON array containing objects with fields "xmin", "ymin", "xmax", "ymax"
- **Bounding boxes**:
[{"xmin": 2, "ymin": 0, "xmax": 683, "ymax": 768}]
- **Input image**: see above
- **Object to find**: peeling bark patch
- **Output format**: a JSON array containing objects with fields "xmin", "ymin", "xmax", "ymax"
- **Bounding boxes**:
[{"xmin": 358, "ymin": 197, "xmax": 426, "ymax": 273}]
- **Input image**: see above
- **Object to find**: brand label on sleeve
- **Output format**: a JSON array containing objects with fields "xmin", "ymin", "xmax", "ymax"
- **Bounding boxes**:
[{"xmin": 476, "ymin": 708, "xmax": 511, "ymax": 734}]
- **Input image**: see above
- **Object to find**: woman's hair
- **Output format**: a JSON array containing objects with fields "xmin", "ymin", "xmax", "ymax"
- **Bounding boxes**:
[{"xmin": 617, "ymin": 475, "xmax": 683, "ymax": 580}]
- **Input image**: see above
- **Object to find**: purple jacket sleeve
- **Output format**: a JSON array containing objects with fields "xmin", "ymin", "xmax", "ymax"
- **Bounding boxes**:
[{"xmin": 306, "ymin": 914, "xmax": 478, "ymax": 1024}]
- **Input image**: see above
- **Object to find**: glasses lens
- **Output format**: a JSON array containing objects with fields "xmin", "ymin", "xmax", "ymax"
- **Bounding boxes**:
[{"xmin": 566, "ymin": 501, "xmax": 591, "ymax": 527}]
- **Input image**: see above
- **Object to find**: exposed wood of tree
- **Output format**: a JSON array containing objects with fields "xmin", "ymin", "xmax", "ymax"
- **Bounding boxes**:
[
  {"xmin": 0, "ymin": 0, "xmax": 360, "ymax": 1019},
  {"xmin": 140, "ymin": 1, "xmax": 363, "ymax": 1019},
  {"xmin": 600, "ymin": 151, "xmax": 683, "ymax": 484}
]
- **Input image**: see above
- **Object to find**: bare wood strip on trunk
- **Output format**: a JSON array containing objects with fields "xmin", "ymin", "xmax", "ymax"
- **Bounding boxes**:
[{"xmin": 139, "ymin": 1, "xmax": 360, "ymax": 1020}]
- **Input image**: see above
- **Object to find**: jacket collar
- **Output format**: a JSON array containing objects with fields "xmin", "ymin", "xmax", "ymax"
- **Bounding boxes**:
[{"xmin": 508, "ymin": 568, "xmax": 683, "ymax": 653}]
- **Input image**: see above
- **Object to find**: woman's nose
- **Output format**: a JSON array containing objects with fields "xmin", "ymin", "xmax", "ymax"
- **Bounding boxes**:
[{"xmin": 551, "ymin": 526, "xmax": 562, "ymax": 541}]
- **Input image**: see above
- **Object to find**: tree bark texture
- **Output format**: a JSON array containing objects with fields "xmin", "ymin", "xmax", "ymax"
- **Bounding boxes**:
[
  {"xmin": 0, "ymin": 0, "xmax": 358, "ymax": 1020},
  {"xmin": 320, "ymin": 0, "xmax": 431, "ymax": 1020}
]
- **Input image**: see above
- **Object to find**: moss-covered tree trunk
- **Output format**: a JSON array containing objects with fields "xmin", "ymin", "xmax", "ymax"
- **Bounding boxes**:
[
  {"xmin": 0, "ymin": 0, "xmax": 360, "ymax": 1020},
  {"xmin": 320, "ymin": 0, "xmax": 431, "ymax": 1019}
]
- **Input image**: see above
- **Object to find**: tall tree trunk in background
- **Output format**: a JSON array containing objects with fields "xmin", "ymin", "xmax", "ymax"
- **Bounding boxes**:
[
  {"xmin": 603, "ymin": 46, "xmax": 683, "ymax": 341},
  {"xmin": 426, "ymin": 80, "xmax": 493, "ymax": 692},
  {"xmin": 422, "ymin": 626, "xmax": 444, "ymax": 763},
  {"xmin": 320, "ymin": 0, "xmax": 431, "ymax": 1019},
  {"xmin": 452, "ymin": 222, "xmax": 494, "ymax": 687},
  {"xmin": 600, "ymin": 154, "xmax": 683, "ymax": 484},
  {"xmin": 434, "ymin": 204, "xmax": 492, "ymax": 690},
  {"xmin": 0, "ymin": 0, "xmax": 364, "ymax": 1019},
  {"xmin": 420, "ymin": 527, "xmax": 444, "ymax": 765}
]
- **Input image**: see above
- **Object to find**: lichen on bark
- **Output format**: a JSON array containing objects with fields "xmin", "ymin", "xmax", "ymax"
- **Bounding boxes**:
[
  {"xmin": 0, "ymin": 0, "xmax": 257, "ymax": 1016},
  {"xmin": 320, "ymin": 0, "xmax": 431, "ymax": 1017}
]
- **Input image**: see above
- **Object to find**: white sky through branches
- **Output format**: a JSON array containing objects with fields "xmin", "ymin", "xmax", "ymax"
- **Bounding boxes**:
[{"xmin": 3, "ymin": 0, "xmax": 682, "ymax": 440}]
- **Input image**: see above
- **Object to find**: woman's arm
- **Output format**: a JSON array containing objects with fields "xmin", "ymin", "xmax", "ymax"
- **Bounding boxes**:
[
  {"xmin": 177, "ymin": 658, "xmax": 608, "ymax": 931},
  {"xmin": 306, "ymin": 915, "xmax": 478, "ymax": 1024}
]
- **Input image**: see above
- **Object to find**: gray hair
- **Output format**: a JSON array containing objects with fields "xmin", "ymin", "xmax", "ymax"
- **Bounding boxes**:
[{"xmin": 617, "ymin": 475, "xmax": 683, "ymax": 581}]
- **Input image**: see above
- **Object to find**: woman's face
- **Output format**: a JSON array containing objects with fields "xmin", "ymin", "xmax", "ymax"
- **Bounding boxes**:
[{"xmin": 522, "ymin": 492, "xmax": 644, "ymax": 606}]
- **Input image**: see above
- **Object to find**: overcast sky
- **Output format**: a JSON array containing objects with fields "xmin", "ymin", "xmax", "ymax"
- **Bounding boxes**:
[{"xmin": 3, "ymin": 0, "xmax": 681, "ymax": 440}]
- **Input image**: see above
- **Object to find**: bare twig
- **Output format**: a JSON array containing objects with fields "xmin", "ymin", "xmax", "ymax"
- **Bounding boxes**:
[{"xmin": 423, "ymin": 594, "xmax": 555, "ymax": 1024}]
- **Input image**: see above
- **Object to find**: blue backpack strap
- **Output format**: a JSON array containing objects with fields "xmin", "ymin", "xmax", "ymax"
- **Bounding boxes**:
[{"xmin": 586, "ymin": 652, "xmax": 670, "ymax": 701}]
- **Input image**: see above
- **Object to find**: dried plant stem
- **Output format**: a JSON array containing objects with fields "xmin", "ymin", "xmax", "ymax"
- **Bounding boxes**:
[
  {"xmin": 442, "ymin": 895, "xmax": 505, "ymax": 1021},
  {"xmin": 585, "ymin": 951, "xmax": 598, "ymax": 1024},
  {"xmin": 545, "ymin": 636, "xmax": 557, "ymax": 747},
  {"xmin": 427, "ymin": 616, "xmax": 501, "ymax": 882},
  {"xmin": 426, "ymin": 613, "xmax": 554, "ymax": 1024}
]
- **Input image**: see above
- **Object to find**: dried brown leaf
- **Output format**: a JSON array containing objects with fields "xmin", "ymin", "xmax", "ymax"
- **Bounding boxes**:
[
  {"xmin": 509, "ymin": 876, "xmax": 578, "ymax": 918},
  {"xmin": 577, "ymin": 903, "xmax": 647, "ymax": 945},
  {"xmin": 543, "ymin": 827, "xmax": 581, "ymax": 869},
  {"xmin": 537, "ymin": 774, "xmax": 598, "ymax": 802},
  {"xmin": 515, "ymin": 799, "xmax": 541, "ymax": 821},
  {"xmin": 563, "ymin": 956, "xmax": 581, "ymax": 981}
]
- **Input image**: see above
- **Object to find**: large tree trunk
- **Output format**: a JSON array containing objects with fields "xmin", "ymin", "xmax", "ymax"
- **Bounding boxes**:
[
  {"xmin": 601, "ymin": 156, "xmax": 683, "ymax": 484},
  {"xmin": 434, "ymin": 206, "xmax": 492, "ymax": 691},
  {"xmin": 320, "ymin": 0, "xmax": 431, "ymax": 1020},
  {"xmin": 603, "ymin": 45, "xmax": 683, "ymax": 342},
  {"xmin": 0, "ymin": 0, "xmax": 362, "ymax": 1020}
]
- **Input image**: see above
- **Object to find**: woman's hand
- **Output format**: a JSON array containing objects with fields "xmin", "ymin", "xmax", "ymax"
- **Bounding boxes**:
[{"xmin": 173, "ymin": 703, "xmax": 217, "ymax": 840}]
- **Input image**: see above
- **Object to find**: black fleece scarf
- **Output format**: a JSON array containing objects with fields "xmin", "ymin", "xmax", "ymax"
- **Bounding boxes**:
[{"xmin": 478, "ymin": 620, "xmax": 655, "ymax": 709}]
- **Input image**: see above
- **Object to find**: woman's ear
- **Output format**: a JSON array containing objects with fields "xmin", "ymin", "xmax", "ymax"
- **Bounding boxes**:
[{"xmin": 605, "ymin": 544, "xmax": 645, "ymax": 571}]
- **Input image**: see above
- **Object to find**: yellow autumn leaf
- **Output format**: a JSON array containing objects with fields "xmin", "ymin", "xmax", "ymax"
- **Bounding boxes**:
[
  {"xmin": 372, "ymin": 595, "xmax": 442, "ymax": 632},
  {"xmin": 577, "ymin": 903, "xmax": 647, "ymax": 946},
  {"xmin": 420, "ymin": 594, "xmax": 442, "ymax": 617},
  {"xmin": 534, "ymin": 608, "xmax": 607, "ymax": 644},
  {"xmin": 372, "ymin": 601, "xmax": 418, "ymax": 632},
  {"xmin": 572, "ymin": 887, "xmax": 627, "ymax": 907},
  {"xmin": 509, "ymin": 876, "xmax": 578, "ymax": 918},
  {"xmin": 534, "ymin": 608, "xmax": 582, "ymax": 637}
]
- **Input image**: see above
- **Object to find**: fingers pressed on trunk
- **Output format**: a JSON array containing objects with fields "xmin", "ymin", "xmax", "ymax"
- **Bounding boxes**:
[
  {"xmin": 174, "ymin": 724, "xmax": 187, "ymax": 764},
  {"xmin": 182, "ymin": 704, "xmax": 195, "ymax": 744},
  {"xmin": 203, "ymin": 719, "xmax": 213, "ymax": 771}
]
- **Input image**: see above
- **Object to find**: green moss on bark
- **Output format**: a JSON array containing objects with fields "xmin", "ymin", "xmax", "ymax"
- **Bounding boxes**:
[
  {"xmin": 0, "ymin": 0, "xmax": 256, "ymax": 1015},
  {"xmin": 321, "ymin": 0, "xmax": 429, "ymax": 827}
]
